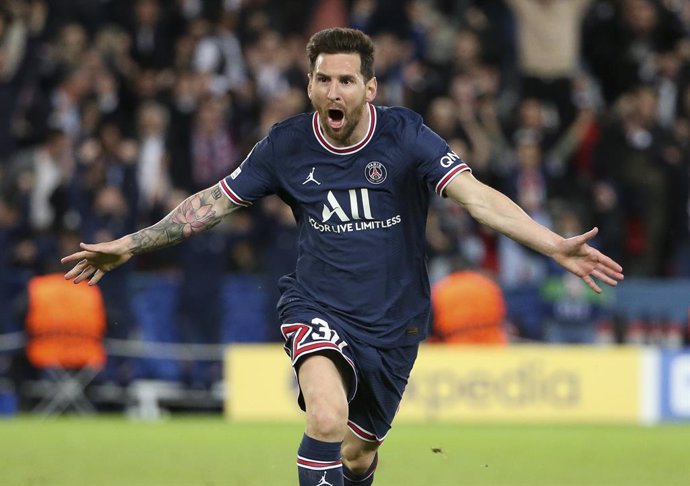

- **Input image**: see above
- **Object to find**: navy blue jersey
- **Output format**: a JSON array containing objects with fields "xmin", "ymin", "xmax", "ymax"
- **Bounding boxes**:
[{"xmin": 219, "ymin": 104, "xmax": 470, "ymax": 347}]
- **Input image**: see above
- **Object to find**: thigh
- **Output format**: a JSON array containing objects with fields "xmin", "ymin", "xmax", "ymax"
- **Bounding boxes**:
[
  {"xmin": 298, "ymin": 354, "xmax": 349, "ymax": 440},
  {"xmin": 347, "ymin": 343, "xmax": 419, "ymax": 443}
]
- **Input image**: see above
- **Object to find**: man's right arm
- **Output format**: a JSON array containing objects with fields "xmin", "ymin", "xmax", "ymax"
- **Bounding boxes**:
[
  {"xmin": 62, "ymin": 184, "xmax": 240, "ymax": 285},
  {"xmin": 129, "ymin": 184, "xmax": 237, "ymax": 254}
]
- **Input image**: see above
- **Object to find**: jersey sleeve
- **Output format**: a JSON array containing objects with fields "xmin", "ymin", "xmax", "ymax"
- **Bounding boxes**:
[
  {"xmin": 410, "ymin": 118, "xmax": 471, "ymax": 197},
  {"xmin": 218, "ymin": 135, "xmax": 276, "ymax": 207}
]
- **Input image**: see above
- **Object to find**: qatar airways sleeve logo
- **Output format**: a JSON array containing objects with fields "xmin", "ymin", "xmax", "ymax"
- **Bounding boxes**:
[{"xmin": 439, "ymin": 151, "xmax": 461, "ymax": 168}]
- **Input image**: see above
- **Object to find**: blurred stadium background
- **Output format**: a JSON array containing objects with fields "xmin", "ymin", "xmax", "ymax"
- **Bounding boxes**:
[{"xmin": 0, "ymin": 0, "xmax": 689, "ymax": 484}]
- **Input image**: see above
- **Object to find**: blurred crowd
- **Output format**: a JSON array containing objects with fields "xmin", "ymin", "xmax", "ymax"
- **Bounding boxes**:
[{"xmin": 1, "ymin": 0, "xmax": 690, "ymax": 348}]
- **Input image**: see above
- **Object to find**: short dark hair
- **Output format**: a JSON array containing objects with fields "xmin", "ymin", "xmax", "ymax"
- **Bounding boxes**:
[{"xmin": 306, "ymin": 28, "xmax": 375, "ymax": 81}]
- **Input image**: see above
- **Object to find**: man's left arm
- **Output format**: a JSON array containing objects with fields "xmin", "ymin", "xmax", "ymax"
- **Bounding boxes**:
[{"xmin": 445, "ymin": 171, "xmax": 623, "ymax": 293}]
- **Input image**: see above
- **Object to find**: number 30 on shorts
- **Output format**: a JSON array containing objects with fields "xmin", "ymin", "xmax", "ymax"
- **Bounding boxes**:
[{"xmin": 309, "ymin": 318, "xmax": 347, "ymax": 351}]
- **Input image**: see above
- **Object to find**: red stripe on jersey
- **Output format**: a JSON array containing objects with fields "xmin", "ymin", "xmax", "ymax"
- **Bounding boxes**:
[
  {"xmin": 312, "ymin": 103, "xmax": 377, "ymax": 155},
  {"xmin": 296, "ymin": 457, "xmax": 342, "ymax": 470},
  {"xmin": 435, "ymin": 164, "xmax": 470, "ymax": 196},
  {"xmin": 219, "ymin": 179, "xmax": 250, "ymax": 207}
]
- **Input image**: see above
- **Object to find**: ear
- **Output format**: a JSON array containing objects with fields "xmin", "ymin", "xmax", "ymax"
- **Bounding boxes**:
[
  {"xmin": 307, "ymin": 72, "xmax": 313, "ymax": 100},
  {"xmin": 365, "ymin": 77, "xmax": 377, "ymax": 103}
]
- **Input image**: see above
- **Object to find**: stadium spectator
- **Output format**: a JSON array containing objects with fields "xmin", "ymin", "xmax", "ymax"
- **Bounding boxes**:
[
  {"xmin": 592, "ymin": 85, "xmax": 673, "ymax": 275},
  {"xmin": 424, "ymin": 96, "xmax": 462, "ymax": 141},
  {"xmin": 245, "ymin": 29, "xmax": 299, "ymax": 104},
  {"xmin": 663, "ymin": 116, "xmax": 690, "ymax": 275},
  {"xmin": 60, "ymin": 27, "xmax": 624, "ymax": 486},
  {"xmin": 22, "ymin": 64, "xmax": 92, "ymax": 146},
  {"xmin": 583, "ymin": 0, "xmax": 686, "ymax": 104},
  {"xmin": 1, "ymin": 128, "xmax": 73, "ymax": 235},
  {"xmin": 171, "ymin": 94, "xmax": 240, "ymax": 194},
  {"xmin": 125, "ymin": 0, "xmax": 178, "ymax": 70},
  {"xmin": 134, "ymin": 101, "xmax": 171, "ymax": 214},
  {"xmin": 506, "ymin": 0, "xmax": 593, "ymax": 131},
  {"xmin": 192, "ymin": 9, "xmax": 248, "ymax": 96},
  {"xmin": 0, "ymin": 0, "xmax": 45, "ymax": 156}
]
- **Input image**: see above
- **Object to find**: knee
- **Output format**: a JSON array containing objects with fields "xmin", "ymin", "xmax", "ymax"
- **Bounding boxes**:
[
  {"xmin": 305, "ymin": 399, "xmax": 348, "ymax": 441},
  {"xmin": 341, "ymin": 442, "xmax": 378, "ymax": 474}
]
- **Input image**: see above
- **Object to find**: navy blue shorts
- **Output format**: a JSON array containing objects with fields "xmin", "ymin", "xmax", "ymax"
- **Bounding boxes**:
[{"xmin": 280, "ymin": 306, "xmax": 419, "ymax": 443}]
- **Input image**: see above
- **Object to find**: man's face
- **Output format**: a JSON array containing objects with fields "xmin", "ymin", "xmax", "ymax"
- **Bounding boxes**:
[{"xmin": 307, "ymin": 52, "xmax": 377, "ymax": 145}]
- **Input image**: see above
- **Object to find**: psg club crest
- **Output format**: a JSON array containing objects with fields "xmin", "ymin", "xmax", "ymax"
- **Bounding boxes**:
[{"xmin": 364, "ymin": 161, "xmax": 387, "ymax": 184}]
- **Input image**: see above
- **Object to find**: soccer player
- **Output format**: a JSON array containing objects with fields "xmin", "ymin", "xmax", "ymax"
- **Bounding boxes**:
[{"xmin": 61, "ymin": 28, "xmax": 624, "ymax": 486}]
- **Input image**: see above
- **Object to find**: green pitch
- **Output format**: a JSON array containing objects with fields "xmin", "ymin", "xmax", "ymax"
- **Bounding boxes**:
[{"xmin": 0, "ymin": 417, "xmax": 688, "ymax": 485}]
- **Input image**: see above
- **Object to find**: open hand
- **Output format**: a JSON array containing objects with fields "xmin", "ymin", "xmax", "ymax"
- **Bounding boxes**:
[
  {"xmin": 553, "ymin": 227, "xmax": 624, "ymax": 293},
  {"xmin": 61, "ymin": 239, "xmax": 132, "ymax": 286}
]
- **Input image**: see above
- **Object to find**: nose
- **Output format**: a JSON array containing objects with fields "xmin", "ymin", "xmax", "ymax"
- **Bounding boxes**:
[{"xmin": 326, "ymin": 81, "xmax": 340, "ymax": 101}]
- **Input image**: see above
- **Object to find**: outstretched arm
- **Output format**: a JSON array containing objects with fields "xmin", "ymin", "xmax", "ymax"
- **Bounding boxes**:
[
  {"xmin": 445, "ymin": 172, "xmax": 623, "ymax": 293},
  {"xmin": 62, "ymin": 184, "xmax": 239, "ymax": 285}
]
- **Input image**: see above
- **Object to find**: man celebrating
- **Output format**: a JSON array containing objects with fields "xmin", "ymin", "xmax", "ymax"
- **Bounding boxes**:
[{"xmin": 62, "ymin": 28, "xmax": 623, "ymax": 486}]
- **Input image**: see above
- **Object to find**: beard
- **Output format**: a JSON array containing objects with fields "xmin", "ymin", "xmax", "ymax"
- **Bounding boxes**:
[{"xmin": 314, "ymin": 100, "xmax": 367, "ymax": 146}]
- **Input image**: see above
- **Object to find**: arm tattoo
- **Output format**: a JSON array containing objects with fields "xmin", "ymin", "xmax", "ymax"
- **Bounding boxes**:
[{"xmin": 130, "ymin": 189, "xmax": 227, "ymax": 255}]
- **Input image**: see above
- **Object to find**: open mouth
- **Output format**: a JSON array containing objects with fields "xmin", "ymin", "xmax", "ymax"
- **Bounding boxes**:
[{"xmin": 327, "ymin": 109, "xmax": 345, "ymax": 129}]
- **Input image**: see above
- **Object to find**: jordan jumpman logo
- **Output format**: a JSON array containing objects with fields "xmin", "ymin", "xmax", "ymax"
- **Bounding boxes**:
[
  {"xmin": 303, "ymin": 167, "xmax": 321, "ymax": 185},
  {"xmin": 315, "ymin": 471, "xmax": 332, "ymax": 486}
]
